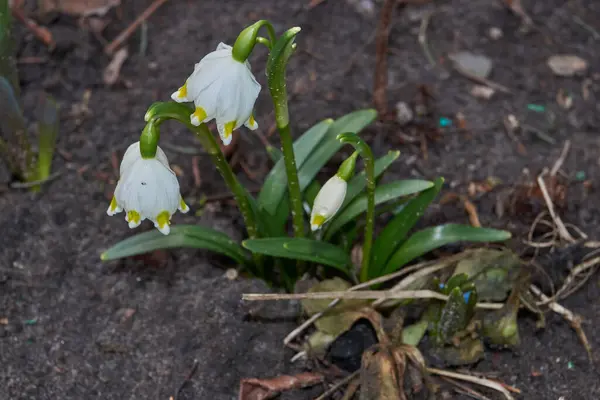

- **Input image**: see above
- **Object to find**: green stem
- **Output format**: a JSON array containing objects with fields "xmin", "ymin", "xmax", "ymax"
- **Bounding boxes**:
[
  {"xmin": 336, "ymin": 133, "xmax": 375, "ymax": 282},
  {"xmin": 190, "ymin": 124, "xmax": 260, "ymax": 241},
  {"xmin": 267, "ymin": 27, "xmax": 304, "ymax": 238},
  {"xmin": 278, "ymin": 124, "xmax": 304, "ymax": 238}
]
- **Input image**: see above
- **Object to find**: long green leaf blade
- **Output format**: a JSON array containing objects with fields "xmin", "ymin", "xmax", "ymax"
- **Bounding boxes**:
[
  {"xmin": 383, "ymin": 224, "xmax": 512, "ymax": 276},
  {"xmin": 298, "ymin": 109, "xmax": 377, "ymax": 190},
  {"xmin": 342, "ymin": 150, "xmax": 400, "ymax": 209},
  {"xmin": 324, "ymin": 180, "xmax": 434, "ymax": 240},
  {"xmin": 101, "ymin": 225, "xmax": 250, "ymax": 266},
  {"xmin": 243, "ymin": 238, "xmax": 351, "ymax": 274},
  {"xmin": 370, "ymin": 177, "xmax": 444, "ymax": 278},
  {"xmin": 258, "ymin": 119, "xmax": 333, "ymax": 215}
]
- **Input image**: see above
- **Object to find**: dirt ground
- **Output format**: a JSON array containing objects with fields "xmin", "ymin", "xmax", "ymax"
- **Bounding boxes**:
[{"xmin": 1, "ymin": 0, "xmax": 600, "ymax": 399}]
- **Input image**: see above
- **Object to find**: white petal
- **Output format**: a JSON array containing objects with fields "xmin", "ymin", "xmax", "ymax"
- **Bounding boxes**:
[
  {"xmin": 310, "ymin": 175, "xmax": 347, "ymax": 229},
  {"xmin": 244, "ymin": 115, "xmax": 258, "ymax": 130},
  {"xmin": 119, "ymin": 142, "xmax": 170, "ymax": 177},
  {"xmin": 115, "ymin": 158, "xmax": 181, "ymax": 223}
]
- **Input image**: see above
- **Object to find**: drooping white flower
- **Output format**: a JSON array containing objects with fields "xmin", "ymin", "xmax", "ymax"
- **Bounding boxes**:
[
  {"xmin": 171, "ymin": 42, "xmax": 261, "ymax": 146},
  {"xmin": 310, "ymin": 175, "xmax": 348, "ymax": 231},
  {"xmin": 107, "ymin": 142, "xmax": 189, "ymax": 235}
]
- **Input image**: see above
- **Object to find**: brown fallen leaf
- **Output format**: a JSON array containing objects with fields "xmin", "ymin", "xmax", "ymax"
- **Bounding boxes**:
[
  {"xmin": 103, "ymin": 47, "xmax": 128, "ymax": 85},
  {"xmin": 239, "ymin": 373, "xmax": 324, "ymax": 400},
  {"xmin": 40, "ymin": 0, "xmax": 121, "ymax": 17}
]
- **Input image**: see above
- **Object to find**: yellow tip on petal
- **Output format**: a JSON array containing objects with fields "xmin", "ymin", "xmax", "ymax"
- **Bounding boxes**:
[
  {"xmin": 156, "ymin": 210, "xmax": 171, "ymax": 235},
  {"xmin": 190, "ymin": 106, "xmax": 208, "ymax": 126},
  {"xmin": 107, "ymin": 196, "xmax": 122, "ymax": 216},
  {"xmin": 126, "ymin": 210, "xmax": 142, "ymax": 228},
  {"xmin": 171, "ymin": 82, "xmax": 188, "ymax": 102},
  {"xmin": 179, "ymin": 197, "xmax": 189, "ymax": 213},
  {"xmin": 310, "ymin": 214, "xmax": 326, "ymax": 231}
]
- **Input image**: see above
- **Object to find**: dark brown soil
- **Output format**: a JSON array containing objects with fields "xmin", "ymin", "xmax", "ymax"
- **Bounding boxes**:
[{"xmin": 2, "ymin": 0, "xmax": 600, "ymax": 399}]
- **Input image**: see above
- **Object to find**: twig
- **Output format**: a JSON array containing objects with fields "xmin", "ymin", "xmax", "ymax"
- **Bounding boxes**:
[
  {"xmin": 10, "ymin": 171, "xmax": 62, "ymax": 189},
  {"xmin": 428, "ymin": 368, "xmax": 515, "ymax": 400},
  {"xmin": 441, "ymin": 376, "xmax": 493, "ymax": 400},
  {"xmin": 550, "ymin": 140, "xmax": 571, "ymax": 176},
  {"xmin": 11, "ymin": 7, "xmax": 55, "ymax": 49},
  {"xmin": 544, "ymin": 255, "xmax": 600, "ymax": 302},
  {"xmin": 530, "ymin": 284, "xmax": 592, "ymax": 361},
  {"xmin": 105, "ymin": 0, "xmax": 170, "ymax": 55},
  {"xmin": 452, "ymin": 60, "xmax": 512, "ymax": 94},
  {"xmin": 174, "ymin": 359, "xmax": 199, "ymax": 400},
  {"xmin": 537, "ymin": 169, "xmax": 577, "ymax": 243},
  {"xmin": 373, "ymin": 0, "xmax": 402, "ymax": 117},
  {"xmin": 243, "ymin": 289, "xmax": 503, "ymax": 309},
  {"xmin": 314, "ymin": 370, "xmax": 360, "ymax": 400},
  {"xmin": 418, "ymin": 10, "xmax": 436, "ymax": 67}
]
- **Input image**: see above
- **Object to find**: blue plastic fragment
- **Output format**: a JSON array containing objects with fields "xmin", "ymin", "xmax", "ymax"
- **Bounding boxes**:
[
  {"xmin": 463, "ymin": 291, "xmax": 471, "ymax": 303},
  {"xmin": 439, "ymin": 117, "xmax": 452, "ymax": 127}
]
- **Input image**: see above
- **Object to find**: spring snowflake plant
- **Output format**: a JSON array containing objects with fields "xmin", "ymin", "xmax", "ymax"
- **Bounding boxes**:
[{"xmin": 101, "ymin": 20, "xmax": 511, "ymax": 290}]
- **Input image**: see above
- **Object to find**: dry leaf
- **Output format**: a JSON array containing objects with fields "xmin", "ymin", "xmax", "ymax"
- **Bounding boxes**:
[
  {"xmin": 103, "ymin": 47, "xmax": 128, "ymax": 85},
  {"xmin": 239, "ymin": 373, "xmax": 324, "ymax": 400},
  {"xmin": 40, "ymin": 0, "xmax": 121, "ymax": 16}
]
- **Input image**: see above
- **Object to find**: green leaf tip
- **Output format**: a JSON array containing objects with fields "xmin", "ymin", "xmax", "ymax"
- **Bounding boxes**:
[{"xmin": 100, "ymin": 252, "xmax": 108, "ymax": 261}]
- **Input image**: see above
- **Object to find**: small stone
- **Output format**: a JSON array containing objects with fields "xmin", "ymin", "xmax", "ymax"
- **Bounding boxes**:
[
  {"xmin": 488, "ymin": 27, "xmax": 503, "ymax": 40},
  {"xmin": 547, "ymin": 55, "xmax": 588, "ymax": 77},
  {"xmin": 470, "ymin": 85, "xmax": 495, "ymax": 99},
  {"xmin": 449, "ymin": 51, "xmax": 493, "ymax": 79},
  {"xmin": 395, "ymin": 101, "xmax": 414, "ymax": 126}
]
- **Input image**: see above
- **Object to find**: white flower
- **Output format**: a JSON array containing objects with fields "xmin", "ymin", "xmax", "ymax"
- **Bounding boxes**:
[
  {"xmin": 310, "ymin": 175, "xmax": 347, "ymax": 231},
  {"xmin": 107, "ymin": 142, "xmax": 189, "ymax": 235},
  {"xmin": 171, "ymin": 42, "xmax": 261, "ymax": 146}
]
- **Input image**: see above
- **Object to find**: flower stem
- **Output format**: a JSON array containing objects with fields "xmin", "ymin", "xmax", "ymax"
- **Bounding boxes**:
[
  {"xmin": 336, "ymin": 133, "xmax": 375, "ymax": 282},
  {"xmin": 192, "ymin": 123, "xmax": 259, "ymax": 240},
  {"xmin": 267, "ymin": 27, "xmax": 304, "ymax": 239},
  {"xmin": 277, "ymin": 124, "xmax": 304, "ymax": 238}
]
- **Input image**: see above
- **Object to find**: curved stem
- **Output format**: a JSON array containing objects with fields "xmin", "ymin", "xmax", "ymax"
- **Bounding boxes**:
[
  {"xmin": 267, "ymin": 27, "xmax": 304, "ymax": 238},
  {"xmin": 337, "ymin": 133, "xmax": 375, "ymax": 282},
  {"xmin": 255, "ymin": 36, "xmax": 272, "ymax": 50}
]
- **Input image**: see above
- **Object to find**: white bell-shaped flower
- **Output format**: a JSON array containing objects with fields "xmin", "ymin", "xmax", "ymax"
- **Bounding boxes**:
[
  {"xmin": 310, "ymin": 175, "xmax": 348, "ymax": 231},
  {"xmin": 171, "ymin": 42, "xmax": 261, "ymax": 146},
  {"xmin": 107, "ymin": 142, "xmax": 189, "ymax": 235}
]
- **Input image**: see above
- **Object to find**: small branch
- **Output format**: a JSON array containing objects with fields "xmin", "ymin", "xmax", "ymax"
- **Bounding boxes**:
[
  {"xmin": 243, "ymin": 289, "xmax": 503, "ymax": 309},
  {"xmin": 314, "ymin": 370, "xmax": 360, "ymax": 400},
  {"xmin": 105, "ymin": 0, "xmax": 170, "ymax": 55},
  {"xmin": 452, "ymin": 60, "xmax": 512, "ymax": 94},
  {"xmin": 550, "ymin": 140, "xmax": 571, "ymax": 176},
  {"xmin": 537, "ymin": 169, "xmax": 577, "ymax": 243},
  {"xmin": 418, "ymin": 10, "xmax": 436, "ymax": 66},
  {"xmin": 373, "ymin": 0, "xmax": 402, "ymax": 117},
  {"xmin": 530, "ymin": 284, "xmax": 592, "ymax": 361},
  {"xmin": 10, "ymin": 171, "xmax": 62, "ymax": 189},
  {"xmin": 428, "ymin": 368, "xmax": 515, "ymax": 400}
]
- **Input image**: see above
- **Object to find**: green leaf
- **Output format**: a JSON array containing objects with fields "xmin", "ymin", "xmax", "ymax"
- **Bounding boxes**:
[
  {"xmin": 298, "ymin": 109, "xmax": 377, "ymax": 191},
  {"xmin": 101, "ymin": 225, "xmax": 250, "ymax": 267},
  {"xmin": 383, "ymin": 224, "xmax": 512, "ymax": 276},
  {"xmin": 258, "ymin": 118, "xmax": 332, "ymax": 215},
  {"xmin": 369, "ymin": 177, "xmax": 443, "ymax": 279},
  {"xmin": 324, "ymin": 180, "xmax": 434, "ymax": 240},
  {"xmin": 242, "ymin": 238, "xmax": 351, "ymax": 274},
  {"xmin": 35, "ymin": 94, "xmax": 59, "ymax": 188},
  {"xmin": 343, "ymin": 150, "xmax": 400, "ymax": 209}
]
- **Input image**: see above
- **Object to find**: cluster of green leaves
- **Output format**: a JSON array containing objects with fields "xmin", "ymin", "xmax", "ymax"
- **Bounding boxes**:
[
  {"xmin": 103, "ymin": 107, "xmax": 510, "ymax": 289},
  {"xmin": 0, "ymin": 0, "xmax": 59, "ymax": 189}
]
